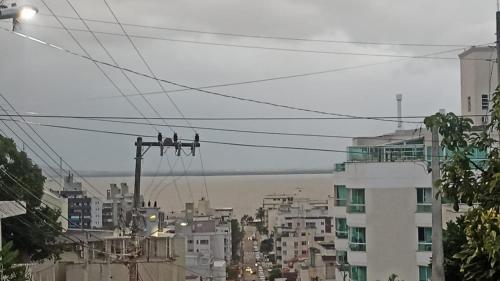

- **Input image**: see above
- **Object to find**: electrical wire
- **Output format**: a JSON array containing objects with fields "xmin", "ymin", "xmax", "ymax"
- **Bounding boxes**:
[
  {"xmin": 0, "ymin": 111, "xmax": 63, "ymax": 185},
  {"xmin": 0, "ymin": 93, "xmax": 105, "ymax": 197},
  {"xmin": 0, "ymin": 113, "xmax": 489, "ymax": 121},
  {"xmin": 100, "ymin": 0, "xmax": 197, "ymax": 197},
  {"xmin": 35, "ymin": 0, "xmax": 160, "ymax": 134},
  {"xmin": 0, "ymin": 26, "xmax": 426, "ymax": 125},
  {"xmin": 12, "ymin": 22, "xmax": 484, "ymax": 60},
  {"xmin": 0, "ymin": 118, "xmax": 374, "ymax": 154},
  {"xmin": 35, "ymin": 13, "xmax": 478, "ymax": 48}
]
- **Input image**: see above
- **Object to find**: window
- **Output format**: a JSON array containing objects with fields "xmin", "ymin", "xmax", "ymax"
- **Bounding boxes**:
[
  {"xmin": 320, "ymin": 221, "xmax": 324, "ymax": 225},
  {"xmin": 348, "ymin": 189, "xmax": 365, "ymax": 213},
  {"xmin": 467, "ymin": 96, "xmax": 471, "ymax": 112},
  {"xmin": 283, "ymin": 250, "xmax": 287, "ymax": 256},
  {"xmin": 419, "ymin": 266, "xmax": 431, "ymax": 281},
  {"xmin": 301, "ymin": 241, "xmax": 307, "ymax": 246},
  {"xmin": 335, "ymin": 218, "xmax": 348, "ymax": 238},
  {"xmin": 301, "ymin": 250, "xmax": 307, "ymax": 255},
  {"xmin": 301, "ymin": 232, "xmax": 306, "ymax": 237},
  {"xmin": 294, "ymin": 242, "xmax": 298, "ymax": 248},
  {"xmin": 188, "ymin": 240, "xmax": 193, "ymax": 244},
  {"xmin": 416, "ymin": 188, "xmax": 432, "ymax": 212},
  {"xmin": 418, "ymin": 227, "xmax": 432, "ymax": 251},
  {"xmin": 349, "ymin": 227, "xmax": 366, "ymax": 251},
  {"xmin": 351, "ymin": 266, "xmax": 367, "ymax": 281},
  {"xmin": 199, "ymin": 239, "xmax": 209, "ymax": 245},
  {"xmin": 482, "ymin": 94, "xmax": 489, "ymax": 110},
  {"xmin": 306, "ymin": 222, "xmax": 316, "ymax": 228},
  {"xmin": 335, "ymin": 185, "xmax": 347, "ymax": 206},
  {"xmin": 294, "ymin": 250, "xmax": 298, "ymax": 256},
  {"xmin": 336, "ymin": 250, "xmax": 347, "ymax": 265},
  {"xmin": 287, "ymin": 222, "xmax": 292, "ymax": 228}
]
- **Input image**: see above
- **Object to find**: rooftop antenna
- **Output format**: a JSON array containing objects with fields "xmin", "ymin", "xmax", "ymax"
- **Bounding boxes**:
[{"xmin": 396, "ymin": 94, "xmax": 403, "ymax": 129}]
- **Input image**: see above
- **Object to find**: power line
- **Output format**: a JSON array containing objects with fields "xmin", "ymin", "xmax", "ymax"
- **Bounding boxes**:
[
  {"xmin": 0, "ymin": 115, "xmax": 428, "ymax": 142},
  {"xmin": 0, "ymin": 118, "xmax": 370, "ymax": 154},
  {"xmin": 14, "ymin": 22, "xmax": 484, "ymax": 59},
  {"xmin": 0, "ymin": 93, "xmax": 105, "ymax": 197},
  {"xmin": 87, "ymin": 46, "xmax": 475, "ymax": 100},
  {"xmin": 0, "ymin": 113, "xmax": 486, "ymax": 121},
  {"xmin": 0, "ymin": 27, "xmax": 428, "ymax": 125},
  {"xmin": 36, "ymin": 13, "xmax": 478, "ymax": 48}
]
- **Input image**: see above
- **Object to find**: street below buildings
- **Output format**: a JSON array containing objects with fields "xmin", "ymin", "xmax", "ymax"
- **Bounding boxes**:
[{"xmin": 241, "ymin": 225, "xmax": 263, "ymax": 281}]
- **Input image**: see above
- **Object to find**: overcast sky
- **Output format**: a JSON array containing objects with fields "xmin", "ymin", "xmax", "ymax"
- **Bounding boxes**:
[{"xmin": 0, "ymin": 0, "xmax": 496, "ymax": 175}]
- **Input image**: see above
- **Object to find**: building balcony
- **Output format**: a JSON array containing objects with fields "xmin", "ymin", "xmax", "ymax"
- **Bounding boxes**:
[
  {"xmin": 418, "ymin": 242, "xmax": 432, "ymax": 252},
  {"xmin": 335, "ymin": 231, "xmax": 348, "ymax": 239},
  {"xmin": 348, "ymin": 242, "xmax": 366, "ymax": 252},
  {"xmin": 346, "ymin": 204, "xmax": 365, "ymax": 213},
  {"xmin": 347, "ymin": 144, "xmax": 425, "ymax": 163},
  {"xmin": 416, "ymin": 204, "xmax": 432, "ymax": 213}
]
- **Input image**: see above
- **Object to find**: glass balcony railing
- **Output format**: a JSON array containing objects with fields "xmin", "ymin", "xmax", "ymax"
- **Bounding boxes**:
[
  {"xmin": 416, "ymin": 204, "xmax": 432, "ymax": 213},
  {"xmin": 335, "ymin": 163, "xmax": 346, "ymax": 172},
  {"xmin": 348, "ymin": 144, "xmax": 425, "ymax": 162},
  {"xmin": 418, "ymin": 242, "xmax": 432, "ymax": 251},
  {"xmin": 349, "ymin": 242, "xmax": 366, "ymax": 251},
  {"xmin": 335, "ymin": 231, "xmax": 348, "ymax": 239},
  {"xmin": 347, "ymin": 204, "xmax": 366, "ymax": 213}
]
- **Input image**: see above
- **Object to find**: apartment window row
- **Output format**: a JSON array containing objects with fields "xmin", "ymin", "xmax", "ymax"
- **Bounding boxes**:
[
  {"xmin": 351, "ymin": 266, "xmax": 367, "ymax": 281},
  {"xmin": 335, "ymin": 218, "xmax": 348, "ymax": 239},
  {"xmin": 418, "ymin": 227, "xmax": 432, "ymax": 251},
  {"xmin": 335, "ymin": 186, "xmax": 366, "ymax": 213},
  {"xmin": 349, "ymin": 227, "xmax": 366, "ymax": 251},
  {"xmin": 416, "ymin": 188, "xmax": 432, "ymax": 213},
  {"xmin": 348, "ymin": 189, "xmax": 365, "ymax": 213},
  {"xmin": 419, "ymin": 265, "xmax": 431, "ymax": 281}
]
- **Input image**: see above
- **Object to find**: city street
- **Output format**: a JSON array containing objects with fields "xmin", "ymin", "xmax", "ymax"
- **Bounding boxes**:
[{"xmin": 242, "ymin": 225, "xmax": 260, "ymax": 281}]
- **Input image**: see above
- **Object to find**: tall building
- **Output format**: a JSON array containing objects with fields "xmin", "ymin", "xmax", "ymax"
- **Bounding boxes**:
[
  {"xmin": 459, "ymin": 46, "xmax": 498, "ymax": 125},
  {"xmin": 171, "ymin": 198, "xmax": 233, "ymax": 281},
  {"xmin": 58, "ymin": 173, "xmax": 102, "ymax": 229}
]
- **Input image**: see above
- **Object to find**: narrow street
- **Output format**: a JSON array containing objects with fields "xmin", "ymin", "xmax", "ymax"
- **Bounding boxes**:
[{"xmin": 241, "ymin": 225, "xmax": 261, "ymax": 281}]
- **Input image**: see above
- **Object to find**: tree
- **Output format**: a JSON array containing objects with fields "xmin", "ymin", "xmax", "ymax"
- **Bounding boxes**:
[
  {"xmin": 268, "ymin": 266, "xmax": 281, "ymax": 281},
  {"xmin": 0, "ymin": 135, "xmax": 63, "ymax": 261},
  {"xmin": 388, "ymin": 273, "xmax": 403, "ymax": 281},
  {"xmin": 443, "ymin": 216, "xmax": 467, "ymax": 280},
  {"xmin": 0, "ymin": 241, "xmax": 29, "ymax": 281},
  {"xmin": 424, "ymin": 88, "xmax": 500, "ymax": 280},
  {"xmin": 260, "ymin": 238, "xmax": 273, "ymax": 254},
  {"xmin": 231, "ymin": 219, "xmax": 244, "ymax": 263}
]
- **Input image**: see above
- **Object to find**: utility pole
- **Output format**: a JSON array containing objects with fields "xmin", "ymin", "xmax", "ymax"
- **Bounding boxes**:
[
  {"xmin": 128, "ymin": 133, "xmax": 200, "ymax": 281},
  {"xmin": 431, "ymin": 125, "xmax": 445, "ymax": 281},
  {"xmin": 496, "ymin": 10, "xmax": 500, "ymax": 85}
]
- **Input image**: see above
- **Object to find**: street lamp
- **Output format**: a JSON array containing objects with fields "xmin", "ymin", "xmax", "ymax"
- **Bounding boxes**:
[{"xmin": 0, "ymin": 3, "xmax": 38, "ymax": 30}]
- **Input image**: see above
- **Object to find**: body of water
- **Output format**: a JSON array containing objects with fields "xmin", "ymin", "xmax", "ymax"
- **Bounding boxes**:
[{"xmin": 50, "ymin": 174, "xmax": 333, "ymax": 218}]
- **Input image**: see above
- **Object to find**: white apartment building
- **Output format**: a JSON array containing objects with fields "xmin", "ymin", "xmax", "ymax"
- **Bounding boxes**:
[
  {"xmin": 329, "ymin": 127, "xmax": 474, "ymax": 281},
  {"xmin": 273, "ymin": 198, "xmax": 333, "ymax": 270},
  {"xmin": 459, "ymin": 46, "xmax": 497, "ymax": 126},
  {"xmin": 172, "ymin": 198, "xmax": 232, "ymax": 281}
]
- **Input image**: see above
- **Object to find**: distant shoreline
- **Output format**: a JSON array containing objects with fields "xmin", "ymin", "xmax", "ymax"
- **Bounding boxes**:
[{"xmin": 52, "ymin": 169, "xmax": 334, "ymax": 178}]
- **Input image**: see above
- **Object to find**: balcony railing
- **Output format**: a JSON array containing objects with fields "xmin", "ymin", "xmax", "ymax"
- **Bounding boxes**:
[
  {"xmin": 335, "ymin": 231, "xmax": 348, "ymax": 239},
  {"xmin": 416, "ymin": 204, "xmax": 432, "ymax": 213},
  {"xmin": 347, "ymin": 204, "xmax": 365, "ymax": 213},
  {"xmin": 335, "ymin": 199, "xmax": 346, "ymax": 206},
  {"xmin": 349, "ymin": 242, "xmax": 366, "ymax": 251},
  {"xmin": 348, "ymin": 144, "xmax": 425, "ymax": 162},
  {"xmin": 418, "ymin": 242, "xmax": 432, "ymax": 251},
  {"xmin": 335, "ymin": 163, "xmax": 346, "ymax": 172}
]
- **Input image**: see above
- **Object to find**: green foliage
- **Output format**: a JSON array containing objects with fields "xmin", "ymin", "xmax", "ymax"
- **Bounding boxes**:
[
  {"xmin": 260, "ymin": 238, "xmax": 273, "ymax": 254},
  {"xmin": 424, "ymin": 87, "xmax": 500, "ymax": 280},
  {"xmin": 268, "ymin": 267, "xmax": 281, "ymax": 281},
  {"xmin": 231, "ymin": 219, "xmax": 244, "ymax": 263},
  {"xmin": 226, "ymin": 265, "xmax": 239, "ymax": 281},
  {"xmin": 0, "ymin": 135, "xmax": 63, "ymax": 261},
  {"xmin": 387, "ymin": 273, "xmax": 403, "ymax": 281},
  {"xmin": 443, "ymin": 216, "xmax": 467, "ymax": 281},
  {"xmin": 0, "ymin": 241, "xmax": 29, "ymax": 281}
]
